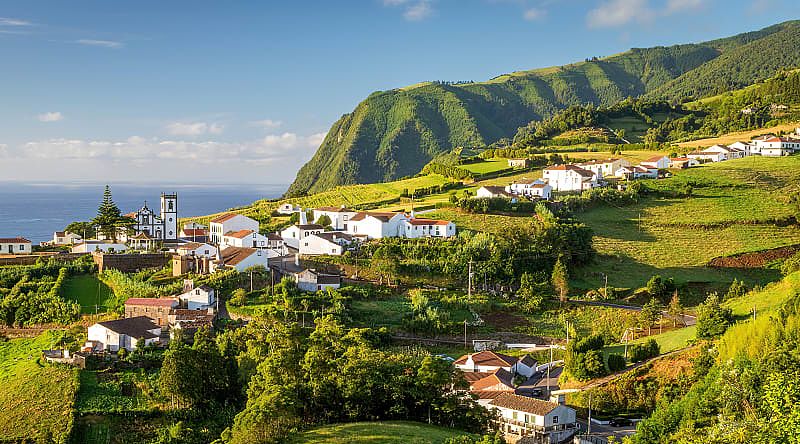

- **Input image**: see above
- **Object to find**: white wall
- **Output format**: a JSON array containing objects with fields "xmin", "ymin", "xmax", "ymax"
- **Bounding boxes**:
[
  {"xmin": 0, "ymin": 242, "xmax": 32, "ymax": 255},
  {"xmin": 210, "ymin": 215, "xmax": 259, "ymax": 243}
]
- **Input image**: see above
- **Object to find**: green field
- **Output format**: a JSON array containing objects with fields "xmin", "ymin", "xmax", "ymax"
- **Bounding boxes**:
[
  {"xmin": 288, "ymin": 421, "xmax": 472, "ymax": 444},
  {"xmin": 459, "ymin": 159, "xmax": 511, "ymax": 175},
  {"xmin": 0, "ymin": 332, "xmax": 79, "ymax": 443},
  {"xmin": 63, "ymin": 274, "xmax": 113, "ymax": 314}
]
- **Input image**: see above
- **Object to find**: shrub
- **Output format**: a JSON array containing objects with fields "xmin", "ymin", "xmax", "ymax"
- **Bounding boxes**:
[
  {"xmin": 607, "ymin": 353, "xmax": 627, "ymax": 372},
  {"xmin": 629, "ymin": 339, "xmax": 660, "ymax": 363}
]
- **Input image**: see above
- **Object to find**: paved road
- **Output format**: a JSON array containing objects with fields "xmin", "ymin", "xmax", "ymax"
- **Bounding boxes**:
[{"xmin": 576, "ymin": 418, "xmax": 637, "ymax": 441}]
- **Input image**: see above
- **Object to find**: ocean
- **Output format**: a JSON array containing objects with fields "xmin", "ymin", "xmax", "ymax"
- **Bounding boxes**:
[{"xmin": 0, "ymin": 182, "xmax": 287, "ymax": 244}]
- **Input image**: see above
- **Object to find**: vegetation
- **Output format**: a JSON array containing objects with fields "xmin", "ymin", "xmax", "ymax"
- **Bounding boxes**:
[{"xmin": 287, "ymin": 421, "xmax": 476, "ymax": 444}]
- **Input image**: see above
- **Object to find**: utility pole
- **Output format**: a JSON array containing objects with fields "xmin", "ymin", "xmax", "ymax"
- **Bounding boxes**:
[
  {"xmin": 587, "ymin": 391, "xmax": 593, "ymax": 434},
  {"xmin": 565, "ymin": 320, "xmax": 570, "ymax": 344},
  {"xmin": 547, "ymin": 341, "xmax": 553, "ymax": 397},
  {"xmin": 250, "ymin": 270, "xmax": 253, "ymax": 292},
  {"xmin": 604, "ymin": 273, "xmax": 609, "ymax": 299},
  {"xmin": 468, "ymin": 260, "xmax": 473, "ymax": 298},
  {"xmin": 464, "ymin": 319, "xmax": 468, "ymax": 349},
  {"xmin": 753, "ymin": 305, "xmax": 757, "ymax": 321}
]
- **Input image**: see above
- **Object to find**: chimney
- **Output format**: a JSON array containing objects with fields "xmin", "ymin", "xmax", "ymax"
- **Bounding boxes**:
[
  {"xmin": 183, "ymin": 279, "xmax": 194, "ymax": 292},
  {"xmin": 410, "ymin": 210, "xmax": 416, "ymax": 219},
  {"xmin": 294, "ymin": 253, "xmax": 300, "ymax": 267},
  {"xmin": 299, "ymin": 209, "xmax": 308, "ymax": 225}
]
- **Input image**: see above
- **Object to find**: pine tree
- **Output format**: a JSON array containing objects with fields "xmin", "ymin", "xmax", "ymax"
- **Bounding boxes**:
[
  {"xmin": 551, "ymin": 256, "xmax": 569, "ymax": 302},
  {"xmin": 93, "ymin": 185, "xmax": 123, "ymax": 242},
  {"xmin": 667, "ymin": 290, "xmax": 684, "ymax": 327}
]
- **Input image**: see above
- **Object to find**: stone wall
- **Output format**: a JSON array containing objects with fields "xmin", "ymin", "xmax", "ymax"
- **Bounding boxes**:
[
  {"xmin": 0, "ymin": 253, "xmax": 89, "ymax": 267},
  {"xmin": 93, "ymin": 252, "xmax": 171, "ymax": 273}
]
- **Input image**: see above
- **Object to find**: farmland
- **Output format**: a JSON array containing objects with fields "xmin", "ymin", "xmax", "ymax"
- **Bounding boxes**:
[
  {"xmin": 62, "ymin": 274, "xmax": 113, "ymax": 314},
  {"xmin": 0, "ymin": 332, "xmax": 79, "ymax": 443},
  {"xmin": 288, "ymin": 421, "xmax": 473, "ymax": 444}
]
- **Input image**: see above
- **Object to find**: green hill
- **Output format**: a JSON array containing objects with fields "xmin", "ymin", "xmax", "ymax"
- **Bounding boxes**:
[
  {"xmin": 288, "ymin": 21, "xmax": 800, "ymax": 196},
  {"xmin": 288, "ymin": 421, "xmax": 472, "ymax": 444}
]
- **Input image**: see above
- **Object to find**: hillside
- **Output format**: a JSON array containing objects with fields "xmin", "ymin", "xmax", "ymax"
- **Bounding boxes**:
[
  {"xmin": 288, "ymin": 21, "xmax": 800, "ymax": 196},
  {"xmin": 288, "ymin": 421, "xmax": 472, "ymax": 444}
]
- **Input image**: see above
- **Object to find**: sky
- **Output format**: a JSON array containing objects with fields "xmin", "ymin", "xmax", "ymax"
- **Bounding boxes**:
[{"xmin": 0, "ymin": 0, "xmax": 794, "ymax": 185}]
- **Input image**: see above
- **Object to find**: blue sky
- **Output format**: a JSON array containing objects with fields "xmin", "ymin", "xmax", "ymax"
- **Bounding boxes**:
[{"xmin": 0, "ymin": 0, "xmax": 793, "ymax": 184}]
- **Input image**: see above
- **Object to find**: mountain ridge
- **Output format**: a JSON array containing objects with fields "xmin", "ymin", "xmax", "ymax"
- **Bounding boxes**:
[{"xmin": 287, "ymin": 20, "xmax": 800, "ymax": 197}]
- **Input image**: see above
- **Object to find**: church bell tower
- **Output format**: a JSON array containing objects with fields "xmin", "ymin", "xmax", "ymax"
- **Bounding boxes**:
[{"xmin": 160, "ymin": 193, "xmax": 178, "ymax": 241}]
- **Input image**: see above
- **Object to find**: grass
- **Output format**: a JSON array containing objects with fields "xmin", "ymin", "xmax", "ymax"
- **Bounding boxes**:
[
  {"xmin": 75, "ymin": 369, "xmax": 161, "ymax": 414},
  {"xmin": 62, "ymin": 274, "xmax": 113, "ymax": 314},
  {"xmin": 459, "ymin": 159, "xmax": 511, "ymax": 175},
  {"xmin": 0, "ymin": 331, "xmax": 79, "ymax": 443},
  {"xmin": 288, "ymin": 421, "xmax": 473, "ymax": 444}
]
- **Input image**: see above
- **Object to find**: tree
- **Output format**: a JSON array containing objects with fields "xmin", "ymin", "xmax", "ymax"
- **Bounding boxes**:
[
  {"xmin": 607, "ymin": 353, "xmax": 627, "ymax": 372},
  {"xmin": 640, "ymin": 298, "xmax": 662, "ymax": 336},
  {"xmin": 65, "ymin": 221, "xmax": 95, "ymax": 239},
  {"xmin": 551, "ymin": 256, "xmax": 569, "ymax": 302},
  {"xmin": 92, "ymin": 185, "xmax": 126, "ymax": 242},
  {"xmin": 696, "ymin": 292, "xmax": 733, "ymax": 339},
  {"xmin": 517, "ymin": 272, "xmax": 545, "ymax": 313},
  {"xmin": 725, "ymin": 278, "xmax": 747, "ymax": 300},
  {"xmin": 229, "ymin": 288, "xmax": 248, "ymax": 307},
  {"xmin": 316, "ymin": 214, "xmax": 332, "ymax": 229},
  {"xmin": 667, "ymin": 290, "xmax": 684, "ymax": 327}
]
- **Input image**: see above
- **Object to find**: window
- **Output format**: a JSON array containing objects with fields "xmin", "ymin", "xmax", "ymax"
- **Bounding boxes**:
[{"xmin": 553, "ymin": 416, "xmax": 559, "ymax": 424}]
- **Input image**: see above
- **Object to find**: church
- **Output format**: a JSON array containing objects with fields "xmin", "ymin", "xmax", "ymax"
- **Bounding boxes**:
[{"xmin": 129, "ymin": 193, "xmax": 179, "ymax": 242}]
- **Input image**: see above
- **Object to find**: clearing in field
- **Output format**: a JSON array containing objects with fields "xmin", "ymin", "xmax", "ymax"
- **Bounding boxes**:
[
  {"xmin": 0, "ymin": 331, "xmax": 79, "ymax": 443},
  {"xmin": 62, "ymin": 274, "xmax": 113, "ymax": 314},
  {"xmin": 288, "ymin": 421, "xmax": 473, "ymax": 444}
]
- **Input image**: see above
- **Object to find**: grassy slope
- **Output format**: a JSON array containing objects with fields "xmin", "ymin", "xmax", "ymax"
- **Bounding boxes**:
[
  {"xmin": 62, "ymin": 274, "xmax": 113, "ymax": 314},
  {"xmin": 288, "ymin": 421, "xmax": 472, "ymax": 444},
  {"xmin": 0, "ymin": 332, "xmax": 79, "ymax": 443}
]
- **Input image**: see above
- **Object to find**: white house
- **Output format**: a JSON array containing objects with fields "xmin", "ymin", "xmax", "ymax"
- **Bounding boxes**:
[
  {"xmin": 346, "ymin": 212, "xmax": 409, "ymax": 239},
  {"xmin": 277, "ymin": 203, "xmax": 300, "ymax": 215},
  {"xmin": 313, "ymin": 206, "xmax": 358, "ymax": 231},
  {"xmin": 177, "ymin": 283, "xmax": 216, "ymax": 311},
  {"xmin": 669, "ymin": 157, "xmax": 699, "ymax": 169},
  {"xmin": 280, "ymin": 224, "xmax": 325, "ymax": 250},
  {"xmin": 577, "ymin": 158, "xmax": 631, "ymax": 178},
  {"xmin": 476, "ymin": 186, "xmax": 516, "ymax": 200},
  {"xmin": 542, "ymin": 165, "xmax": 599, "ymax": 192},
  {"xmin": 728, "ymin": 141, "xmax": 752, "ymax": 156},
  {"xmin": 687, "ymin": 149, "xmax": 726, "ymax": 163},
  {"xmin": 221, "ymin": 229, "xmax": 271, "ymax": 249},
  {"xmin": 0, "ymin": 237, "xmax": 32, "ymax": 255},
  {"xmin": 455, "ymin": 351, "xmax": 519, "ymax": 373},
  {"xmin": 506, "ymin": 179, "xmax": 553, "ymax": 200},
  {"xmin": 489, "ymin": 393, "xmax": 577, "ymax": 443},
  {"xmin": 615, "ymin": 165, "xmax": 658, "ymax": 180},
  {"xmin": 296, "ymin": 269, "xmax": 342, "ymax": 292},
  {"xmin": 402, "ymin": 218, "xmax": 456, "ymax": 238},
  {"xmin": 50, "ymin": 231, "xmax": 82, "ymax": 246},
  {"xmin": 175, "ymin": 242, "xmax": 217, "ymax": 258},
  {"xmin": 209, "ymin": 213, "xmax": 259, "ymax": 244},
  {"xmin": 639, "ymin": 155, "xmax": 671, "ymax": 170},
  {"xmin": 215, "ymin": 246, "xmax": 277, "ymax": 272},
  {"xmin": 87, "ymin": 316, "xmax": 161, "ymax": 352},
  {"xmin": 71, "ymin": 240, "xmax": 128, "ymax": 254},
  {"xmin": 299, "ymin": 232, "xmax": 353, "ymax": 256},
  {"xmin": 756, "ymin": 136, "xmax": 800, "ymax": 156}
]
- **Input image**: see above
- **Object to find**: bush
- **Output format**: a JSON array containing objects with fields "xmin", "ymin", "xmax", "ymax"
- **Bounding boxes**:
[
  {"xmin": 607, "ymin": 353, "xmax": 627, "ymax": 372},
  {"xmin": 696, "ymin": 293, "xmax": 734, "ymax": 338},
  {"xmin": 781, "ymin": 251, "xmax": 800, "ymax": 276},
  {"xmin": 229, "ymin": 289, "xmax": 248, "ymax": 307},
  {"xmin": 629, "ymin": 339, "xmax": 660, "ymax": 363}
]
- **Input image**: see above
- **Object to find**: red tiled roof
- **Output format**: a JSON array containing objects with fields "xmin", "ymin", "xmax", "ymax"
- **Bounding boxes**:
[
  {"xmin": 181, "ymin": 228, "xmax": 207, "ymax": 236},
  {"xmin": 643, "ymin": 155, "xmax": 668, "ymax": 162},
  {"xmin": 225, "ymin": 229, "xmax": 254, "ymax": 239},
  {"xmin": 489, "ymin": 393, "xmax": 559, "ymax": 416},
  {"xmin": 455, "ymin": 350, "xmax": 518, "ymax": 368},
  {"xmin": 406, "ymin": 219, "xmax": 450, "ymax": 226},
  {"xmin": 221, "ymin": 246, "xmax": 258, "ymax": 266},
  {"xmin": 350, "ymin": 212, "xmax": 398, "ymax": 222},
  {"xmin": 210, "ymin": 213, "xmax": 240, "ymax": 224},
  {"xmin": 463, "ymin": 371, "xmax": 493, "ymax": 383},
  {"xmin": 125, "ymin": 298, "xmax": 178, "ymax": 307},
  {"xmin": 471, "ymin": 368, "xmax": 515, "ymax": 391},
  {"xmin": 316, "ymin": 206, "xmax": 355, "ymax": 212},
  {"xmin": 0, "ymin": 237, "xmax": 31, "ymax": 243}
]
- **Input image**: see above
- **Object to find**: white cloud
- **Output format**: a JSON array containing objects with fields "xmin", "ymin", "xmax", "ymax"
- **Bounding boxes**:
[
  {"xmin": 0, "ymin": 17, "xmax": 31, "ymax": 26},
  {"xmin": 523, "ymin": 7, "xmax": 546, "ymax": 21},
  {"xmin": 665, "ymin": 0, "xmax": 705, "ymax": 13},
  {"xmin": 76, "ymin": 39, "xmax": 123, "ymax": 49},
  {"xmin": 165, "ymin": 121, "xmax": 225, "ymax": 136},
  {"xmin": 587, "ymin": 0, "xmax": 653, "ymax": 28},
  {"xmin": 249, "ymin": 119, "xmax": 283, "ymax": 129},
  {"xmin": 404, "ymin": 1, "xmax": 434, "ymax": 20},
  {"xmin": 37, "ymin": 111, "xmax": 64, "ymax": 122}
]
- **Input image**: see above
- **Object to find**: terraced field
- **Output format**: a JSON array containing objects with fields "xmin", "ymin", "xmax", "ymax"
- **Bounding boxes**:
[{"xmin": 288, "ymin": 421, "xmax": 473, "ymax": 444}]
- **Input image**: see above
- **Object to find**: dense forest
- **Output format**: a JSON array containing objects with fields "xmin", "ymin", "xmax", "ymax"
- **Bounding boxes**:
[{"xmin": 287, "ymin": 21, "xmax": 800, "ymax": 196}]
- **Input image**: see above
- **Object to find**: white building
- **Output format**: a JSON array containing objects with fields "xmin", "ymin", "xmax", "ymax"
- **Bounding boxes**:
[
  {"xmin": 687, "ymin": 149, "xmax": 726, "ymax": 163},
  {"xmin": 87, "ymin": 316, "xmax": 161, "ymax": 352},
  {"xmin": 402, "ymin": 218, "xmax": 456, "ymax": 238},
  {"xmin": 476, "ymin": 186, "xmax": 516, "ymax": 200},
  {"xmin": 615, "ymin": 165, "xmax": 658, "ymax": 180},
  {"xmin": 669, "ymin": 157, "xmax": 699, "ymax": 169},
  {"xmin": 313, "ymin": 207, "xmax": 358, "ymax": 231},
  {"xmin": 50, "ymin": 231, "xmax": 82, "ymax": 246},
  {"xmin": 577, "ymin": 158, "xmax": 631, "ymax": 178},
  {"xmin": 0, "ymin": 237, "xmax": 32, "ymax": 255},
  {"xmin": 455, "ymin": 351, "xmax": 519, "ymax": 373},
  {"xmin": 127, "ymin": 193, "xmax": 179, "ymax": 242},
  {"xmin": 728, "ymin": 141, "xmax": 752, "ymax": 156},
  {"xmin": 209, "ymin": 213, "xmax": 260, "ymax": 244},
  {"xmin": 639, "ymin": 155, "xmax": 671, "ymax": 170},
  {"xmin": 296, "ymin": 269, "xmax": 342, "ymax": 292},
  {"xmin": 215, "ymin": 246, "xmax": 277, "ymax": 272},
  {"xmin": 542, "ymin": 165, "xmax": 599, "ymax": 192},
  {"xmin": 506, "ymin": 179, "xmax": 553, "ymax": 200},
  {"xmin": 755, "ymin": 136, "xmax": 800, "ymax": 156},
  {"xmin": 221, "ymin": 229, "xmax": 271, "ymax": 249},
  {"xmin": 489, "ymin": 393, "xmax": 577, "ymax": 443},
  {"xmin": 177, "ymin": 283, "xmax": 216, "ymax": 311},
  {"xmin": 277, "ymin": 203, "xmax": 300, "ymax": 215},
  {"xmin": 71, "ymin": 240, "xmax": 128, "ymax": 253},
  {"xmin": 299, "ymin": 232, "xmax": 353, "ymax": 256},
  {"xmin": 280, "ymin": 224, "xmax": 325, "ymax": 250},
  {"xmin": 175, "ymin": 242, "xmax": 217, "ymax": 258},
  {"xmin": 347, "ymin": 212, "xmax": 409, "ymax": 239}
]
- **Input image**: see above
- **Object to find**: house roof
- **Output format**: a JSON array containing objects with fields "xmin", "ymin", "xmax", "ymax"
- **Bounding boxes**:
[
  {"xmin": 545, "ymin": 164, "xmax": 595, "ymax": 178},
  {"xmin": 480, "ymin": 186, "xmax": 514, "ymax": 197},
  {"xmin": 316, "ymin": 274, "xmax": 342, "ymax": 285},
  {"xmin": 177, "ymin": 242, "xmax": 205, "ymax": 250},
  {"xmin": 406, "ymin": 218, "xmax": 451, "ymax": 226},
  {"xmin": 670, "ymin": 157, "xmax": 691, "ymax": 162},
  {"xmin": 210, "ymin": 213, "xmax": 240, "ymax": 224},
  {"xmin": 220, "ymin": 246, "xmax": 258, "ymax": 266},
  {"xmin": 0, "ymin": 237, "xmax": 31, "ymax": 244},
  {"xmin": 519, "ymin": 355, "xmax": 536, "ymax": 367},
  {"xmin": 266, "ymin": 232, "xmax": 283, "ymax": 241},
  {"xmin": 350, "ymin": 212, "xmax": 398, "ymax": 222},
  {"xmin": 315, "ymin": 206, "xmax": 356, "ymax": 212},
  {"xmin": 224, "ymin": 229, "xmax": 254, "ymax": 239},
  {"xmin": 315, "ymin": 232, "xmax": 353, "ymax": 243},
  {"xmin": 578, "ymin": 158, "xmax": 620, "ymax": 166},
  {"xmin": 472, "ymin": 390, "xmax": 509, "ymax": 400},
  {"xmin": 125, "ymin": 298, "xmax": 178, "ymax": 307},
  {"xmin": 489, "ymin": 393, "xmax": 560, "ymax": 416},
  {"xmin": 54, "ymin": 231, "xmax": 66, "ymax": 237},
  {"xmin": 463, "ymin": 371, "xmax": 493, "ymax": 383},
  {"xmin": 298, "ymin": 224, "xmax": 324, "ymax": 230},
  {"xmin": 130, "ymin": 232, "xmax": 154, "ymax": 240},
  {"xmin": 96, "ymin": 316, "xmax": 160, "ymax": 339},
  {"xmin": 169, "ymin": 309, "xmax": 215, "ymax": 322},
  {"xmin": 471, "ymin": 368, "xmax": 515, "ymax": 391},
  {"xmin": 643, "ymin": 155, "xmax": 668, "ymax": 162},
  {"xmin": 455, "ymin": 350, "xmax": 518, "ymax": 367},
  {"xmin": 180, "ymin": 228, "xmax": 207, "ymax": 237}
]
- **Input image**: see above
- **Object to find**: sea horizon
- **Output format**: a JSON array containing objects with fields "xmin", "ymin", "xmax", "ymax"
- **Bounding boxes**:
[{"xmin": 0, "ymin": 182, "xmax": 288, "ymax": 244}]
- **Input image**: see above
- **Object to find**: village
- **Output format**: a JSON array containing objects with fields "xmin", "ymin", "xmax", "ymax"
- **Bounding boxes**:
[{"xmin": 0, "ymin": 129, "xmax": 798, "ymax": 444}]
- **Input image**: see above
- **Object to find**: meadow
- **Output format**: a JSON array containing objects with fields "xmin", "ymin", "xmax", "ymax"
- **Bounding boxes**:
[
  {"xmin": 0, "ymin": 332, "xmax": 79, "ymax": 443},
  {"xmin": 287, "ymin": 421, "xmax": 472, "ymax": 444},
  {"xmin": 62, "ymin": 274, "xmax": 113, "ymax": 314}
]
